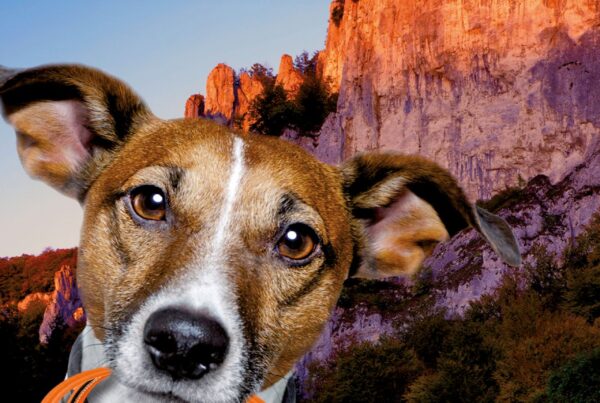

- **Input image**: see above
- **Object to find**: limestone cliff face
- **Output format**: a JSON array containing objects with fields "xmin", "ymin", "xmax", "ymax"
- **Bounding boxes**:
[
  {"xmin": 184, "ymin": 94, "xmax": 205, "ymax": 118},
  {"xmin": 38, "ymin": 265, "xmax": 84, "ymax": 344},
  {"xmin": 312, "ymin": 0, "xmax": 600, "ymax": 201}
]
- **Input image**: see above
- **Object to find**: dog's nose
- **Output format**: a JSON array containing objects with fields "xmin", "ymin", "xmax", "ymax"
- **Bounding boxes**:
[{"xmin": 143, "ymin": 307, "xmax": 229, "ymax": 380}]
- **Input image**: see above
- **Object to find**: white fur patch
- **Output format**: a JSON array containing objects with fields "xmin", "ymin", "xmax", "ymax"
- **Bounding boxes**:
[
  {"xmin": 111, "ymin": 135, "xmax": 251, "ymax": 402},
  {"xmin": 210, "ymin": 136, "xmax": 245, "ymax": 259}
]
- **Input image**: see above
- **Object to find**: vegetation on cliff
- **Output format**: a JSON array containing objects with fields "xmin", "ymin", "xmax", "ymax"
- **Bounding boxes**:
[
  {"xmin": 249, "ymin": 51, "xmax": 337, "ymax": 137},
  {"xmin": 303, "ymin": 213, "xmax": 600, "ymax": 402}
]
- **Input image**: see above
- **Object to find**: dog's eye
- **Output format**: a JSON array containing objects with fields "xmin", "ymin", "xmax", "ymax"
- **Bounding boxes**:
[
  {"xmin": 277, "ymin": 223, "xmax": 318, "ymax": 261},
  {"xmin": 130, "ymin": 186, "xmax": 167, "ymax": 221}
]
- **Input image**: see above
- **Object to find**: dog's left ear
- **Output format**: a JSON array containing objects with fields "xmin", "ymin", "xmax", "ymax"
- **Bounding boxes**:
[
  {"xmin": 342, "ymin": 153, "xmax": 521, "ymax": 278},
  {"xmin": 0, "ymin": 64, "xmax": 154, "ymax": 200}
]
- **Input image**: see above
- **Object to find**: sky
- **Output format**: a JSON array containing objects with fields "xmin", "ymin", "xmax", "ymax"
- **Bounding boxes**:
[{"xmin": 0, "ymin": 0, "xmax": 331, "ymax": 257}]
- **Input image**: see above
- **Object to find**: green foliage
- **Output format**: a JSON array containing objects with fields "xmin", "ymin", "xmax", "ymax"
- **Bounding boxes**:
[
  {"xmin": 248, "ymin": 51, "xmax": 337, "ymax": 137},
  {"xmin": 249, "ymin": 82, "xmax": 295, "ymax": 136},
  {"xmin": 405, "ymin": 320, "xmax": 499, "ymax": 402},
  {"xmin": 247, "ymin": 63, "xmax": 275, "ymax": 86},
  {"xmin": 525, "ymin": 245, "xmax": 565, "ymax": 310},
  {"xmin": 546, "ymin": 348, "xmax": 600, "ymax": 403},
  {"xmin": 293, "ymin": 74, "xmax": 338, "ymax": 135},
  {"xmin": 563, "ymin": 213, "xmax": 600, "ymax": 323},
  {"xmin": 303, "ymin": 213, "xmax": 600, "ymax": 402},
  {"xmin": 308, "ymin": 337, "xmax": 424, "ymax": 403},
  {"xmin": 294, "ymin": 51, "xmax": 318, "ymax": 75},
  {"xmin": 403, "ymin": 311, "xmax": 449, "ymax": 368}
]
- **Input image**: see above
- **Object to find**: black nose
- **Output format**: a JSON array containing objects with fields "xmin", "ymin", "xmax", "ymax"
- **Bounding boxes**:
[{"xmin": 143, "ymin": 307, "xmax": 229, "ymax": 380}]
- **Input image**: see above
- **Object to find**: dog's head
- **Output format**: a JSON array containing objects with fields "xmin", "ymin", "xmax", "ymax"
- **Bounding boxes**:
[{"xmin": 0, "ymin": 65, "xmax": 520, "ymax": 402}]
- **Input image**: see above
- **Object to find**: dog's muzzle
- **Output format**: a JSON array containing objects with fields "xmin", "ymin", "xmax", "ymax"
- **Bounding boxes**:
[{"xmin": 143, "ymin": 307, "xmax": 230, "ymax": 380}]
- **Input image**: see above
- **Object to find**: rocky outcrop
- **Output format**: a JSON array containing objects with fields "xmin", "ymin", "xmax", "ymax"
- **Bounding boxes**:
[
  {"xmin": 204, "ymin": 64, "xmax": 237, "ymax": 125},
  {"xmin": 184, "ymin": 94, "xmax": 205, "ymax": 118},
  {"xmin": 275, "ymin": 54, "xmax": 304, "ymax": 97},
  {"xmin": 189, "ymin": 63, "xmax": 266, "ymax": 130},
  {"xmin": 17, "ymin": 292, "xmax": 52, "ymax": 312},
  {"xmin": 39, "ymin": 265, "xmax": 84, "ymax": 344},
  {"xmin": 237, "ymin": 72, "xmax": 264, "ymax": 131},
  {"xmin": 432, "ymin": 135, "xmax": 600, "ymax": 315},
  {"xmin": 311, "ymin": 0, "xmax": 600, "ymax": 201}
]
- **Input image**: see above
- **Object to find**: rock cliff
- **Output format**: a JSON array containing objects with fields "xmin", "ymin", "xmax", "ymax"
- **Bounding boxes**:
[
  {"xmin": 237, "ymin": 72, "xmax": 264, "ymax": 131},
  {"xmin": 204, "ymin": 63, "xmax": 237, "ymax": 125},
  {"xmin": 310, "ymin": 0, "xmax": 600, "ymax": 201},
  {"xmin": 184, "ymin": 94, "xmax": 205, "ymax": 119},
  {"xmin": 38, "ymin": 265, "xmax": 84, "ymax": 344},
  {"xmin": 275, "ymin": 54, "xmax": 304, "ymax": 97}
]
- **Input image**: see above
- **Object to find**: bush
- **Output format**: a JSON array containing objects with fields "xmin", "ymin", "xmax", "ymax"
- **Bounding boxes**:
[
  {"xmin": 248, "ymin": 51, "xmax": 337, "ymax": 137},
  {"xmin": 405, "ymin": 320, "xmax": 499, "ymax": 402},
  {"xmin": 293, "ymin": 74, "xmax": 338, "ymax": 135},
  {"xmin": 546, "ymin": 348, "xmax": 600, "ymax": 403},
  {"xmin": 294, "ymin": 51, "xmax": 318, "ymax": 75},
  {"xmin": 308, "ymin": 337, "xmax": 424, "ymax": 403},
  {"xmin": 249, "ymin": 82, "xmax": 295, "ymax": 136}
]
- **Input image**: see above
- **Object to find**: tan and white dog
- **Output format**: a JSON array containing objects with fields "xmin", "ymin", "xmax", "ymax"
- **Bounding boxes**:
[{"xmin": 0, "ymin": 64, "xmax": 520, "ymax": 403}]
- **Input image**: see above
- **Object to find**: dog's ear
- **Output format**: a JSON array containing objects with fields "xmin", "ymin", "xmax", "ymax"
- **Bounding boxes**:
[
  {"xmin": 341, "ymin": 153, "xmax": 521, "ymax": 278},
  {"xmin": 0, "ymin": 64, "xmax": 154, "ymax": 200}
]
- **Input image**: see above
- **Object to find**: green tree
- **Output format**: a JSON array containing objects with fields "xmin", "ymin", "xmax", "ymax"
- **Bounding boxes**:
[
  {"xmin": 309, "ymin": 337, "xmax": 424, "ymax": 403},
  {"xmin": 546, "ymin": 348, "xmax": 600, "ymax": 403},
  {"xmin": 292, "ymin": 74, "xmax": 338, "ymax": 135},
  {"xmin": 249, "ymin": 82, "xmax": 295, "ymax": 136}
]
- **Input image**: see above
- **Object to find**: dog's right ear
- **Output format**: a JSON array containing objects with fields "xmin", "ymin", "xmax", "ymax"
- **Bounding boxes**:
[{"xmin": 0, "ymin": 64, "xmax": 154, "ymax": 200}]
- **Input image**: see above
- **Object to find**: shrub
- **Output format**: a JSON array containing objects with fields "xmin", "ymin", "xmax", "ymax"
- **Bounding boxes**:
[
  {"xmin": 294, "ymin": 51, "xmax": 318, "ymax": 75},
  {"xmin": 331, "ymin": 4, "xmax": 344, "ymax": 27},
  {"xmin": 546, "ymin": 348, "xmax": 600, "ymax": 403},
  {"xmin": 293, "ymin": 74, "xmax": 338, "ymax": 135},
  {"xmin": 249, "ymin": 82, "xmax": 295, "ymax": 136},
  {"xmin": 248, "ymin": 52, "xmax": 337, "ymax": 137},
  {"xmin": 308, "ymin": 337, "xmax": 424, "ymax": 403},
  {"xmin": 495, "ymin": 313, "xmax": 600, "ymax": 401}
]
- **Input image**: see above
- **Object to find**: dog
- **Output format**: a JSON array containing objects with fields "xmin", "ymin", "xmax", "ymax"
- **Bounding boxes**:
[{"xmin": 0, "ymin": 64, "xmax": 520, "ymax": 402}]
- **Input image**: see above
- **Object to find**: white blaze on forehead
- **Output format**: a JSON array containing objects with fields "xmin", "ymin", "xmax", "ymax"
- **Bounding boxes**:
[{"xmin": 210, "ymin": 136, "xmax": 245, "ymax": 259}]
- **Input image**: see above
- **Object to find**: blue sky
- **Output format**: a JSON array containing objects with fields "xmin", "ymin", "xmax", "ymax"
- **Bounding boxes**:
[{"xmin": 0, "ymin": 0, "xmax": 330, "ymax": 257}]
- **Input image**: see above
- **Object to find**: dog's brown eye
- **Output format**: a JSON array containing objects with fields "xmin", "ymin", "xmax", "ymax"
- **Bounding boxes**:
[
  {"xmin": 277, "ymin": 224, "xmax": 317, "ymax": 261},
  {"xmin": 131, "ymin": 186, "xmax": 167, "ymax": 221}
]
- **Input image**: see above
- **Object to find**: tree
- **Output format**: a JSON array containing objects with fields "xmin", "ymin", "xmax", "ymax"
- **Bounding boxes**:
[
  {"xmin": 546, "ymin": 348, "xmax": 600, "ymax": 403},
  {"xmin": 247, "ymin": 63, "xmax": 275, "ymax": 86},
  {"xmin": 249, "ymin": 82, "xmax": 295, "ymax": 136},
  {"xmin": 294, "ymin": 51, "xmax": 318, "ymax": 75},
  {"xmin": 292, "ymin": 74, "xmax": 337, "ymax": 135}
]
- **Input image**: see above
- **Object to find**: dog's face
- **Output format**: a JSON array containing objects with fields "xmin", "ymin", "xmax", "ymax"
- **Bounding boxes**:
[{"xmin": 0, "ymin": 65, "xmax": 520, "ymax": 402}]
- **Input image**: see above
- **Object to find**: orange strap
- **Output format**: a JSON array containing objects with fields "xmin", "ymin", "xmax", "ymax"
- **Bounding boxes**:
[
  {"xmin": 42, "ymin": 367, "xmax": 111, "ymax": 403},
  {"xmin": 42, "ymin": 367, "xmax": 265, "ymax": 403}
]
